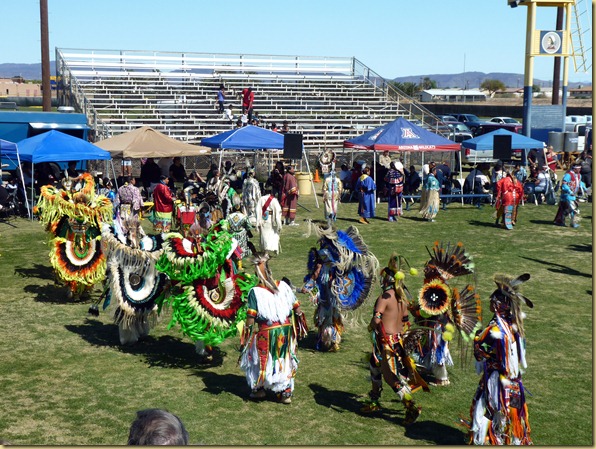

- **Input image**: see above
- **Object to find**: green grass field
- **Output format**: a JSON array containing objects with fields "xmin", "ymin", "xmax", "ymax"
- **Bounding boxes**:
[{"xmin": 0, "ymin": 193, "xmax": 592, "ymax": 445}]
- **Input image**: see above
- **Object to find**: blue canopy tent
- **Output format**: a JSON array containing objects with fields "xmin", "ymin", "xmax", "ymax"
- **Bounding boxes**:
[
  {"xmin": 15, "ymin": 130, "xmax": 114, "ymax": 219},
  {"xmin": 461, "ymin": 128, "xmax": 544, "ymax": 151},
  {"xmin": 201, "ymin": 125, "xmax": 285, "ymax": 152},
  {"xmin": 202, "ymin": 125, "xmax": 318, "ymax": 207},
  {"xmin": 462, "ymin": 128, "xmax": 544, "ymax": 168},
  {"xmin": 344, "ymin": 117, "xmax": 461, "ymax": 152},
  {"xmin": 344, "ymin": 117, "xmax": 460, "ymax": 202}
]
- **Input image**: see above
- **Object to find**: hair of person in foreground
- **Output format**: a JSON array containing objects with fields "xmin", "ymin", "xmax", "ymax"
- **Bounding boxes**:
[{"xmin": 127, "ymin": 409, "xmax": 189, "ymax": 445}]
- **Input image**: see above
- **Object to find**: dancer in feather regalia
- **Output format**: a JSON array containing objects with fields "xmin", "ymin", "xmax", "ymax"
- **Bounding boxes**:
[
  {"xmin": 155, "ymin": 221, "xmax": 257, "ymax": 362},
  {"xmin": 462, "ymin": 273, "xmax": 533, "ymax": 445},
  {"xmin": 301, "ymin": 223, "xmax": 379, "ymax": 352},
  {"xmin": 361, "ymin": 252, "xmax": 429, "ymax": 425},
  {"xmin": 35, "ymin": 173, "xmax": 113, "ymax": 300},
  {"xmin": 239, "ymin": 252, "xmax": 308, "ymax": 403},
  {"xmin": 96, "ymin": 216, "xmax": 167, "ymax": 345},
  {"xmin": 409, "ymin": 241, "xmax": 482, "ymax": 386}
]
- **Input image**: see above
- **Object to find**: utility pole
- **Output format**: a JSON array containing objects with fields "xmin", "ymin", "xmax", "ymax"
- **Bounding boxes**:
[
  {"xmin": 40, "ymin": 0, "xmax": 52, "ymax": 111},
  {"xmin": 552, "ymin": 6, "xmax": 564, "ymax": 104}
]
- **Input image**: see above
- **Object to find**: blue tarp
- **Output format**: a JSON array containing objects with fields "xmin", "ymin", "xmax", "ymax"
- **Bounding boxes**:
[
  {"xmin": 16, "ymin": 130, "xmax": 111, "ymax": 163},
  {"xmin": 343, "ymin": 117, "xmax": 460, "ymax": 152},
  {"xmin": 201, "ymin": 125, "xmax": 285, "ymax": 150},
  {"xmin": 461, "ymin": 128, "xmax": 544, "ymax": 150}
]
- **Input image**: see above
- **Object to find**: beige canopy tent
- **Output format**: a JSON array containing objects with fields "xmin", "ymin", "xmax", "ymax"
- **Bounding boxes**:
[{"xmin": 95, "ymin": 126, "xmax": 211, "ymax": 157}]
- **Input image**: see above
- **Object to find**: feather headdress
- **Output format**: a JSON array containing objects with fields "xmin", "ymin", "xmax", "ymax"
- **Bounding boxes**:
[{"xmin": 491, "ymin": 273, "xmax": 532, "ymax": 337}]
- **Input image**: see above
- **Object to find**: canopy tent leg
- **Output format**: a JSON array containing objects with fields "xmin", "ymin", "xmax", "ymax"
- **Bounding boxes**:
[
  {"xmin": 373, "ymin": 150, "xmax": 377, "ymax": 205},
  {"xmin": 111, "ymin": 160, "xmax": 119, "ymax": 190}
]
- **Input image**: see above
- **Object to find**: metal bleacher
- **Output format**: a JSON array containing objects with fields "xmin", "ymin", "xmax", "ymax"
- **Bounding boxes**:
[{"xmin": 56, "ymin": 49, "xmax": 446, "ymax": 153}]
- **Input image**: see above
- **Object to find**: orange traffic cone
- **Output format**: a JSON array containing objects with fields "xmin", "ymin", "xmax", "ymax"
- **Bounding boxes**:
[{"xmin": 313, "ymin": 169, "xmax": 321, "ymax": 183}]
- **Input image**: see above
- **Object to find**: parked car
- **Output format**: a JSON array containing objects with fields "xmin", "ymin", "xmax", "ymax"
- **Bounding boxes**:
[
  {"xmin": 489, "ymin": 116, "xmax": 521, "ymax": 125},
  {"xmin": 447, "ymin": 113, "xmax": 487, "ymax": 133},
  {"xmin": 474, "ymin": 122, "xmax": 523, "ymax": 137},
  {"xmin": 437, "ymin": 115, "xmax": 458, "ymax": 123}
]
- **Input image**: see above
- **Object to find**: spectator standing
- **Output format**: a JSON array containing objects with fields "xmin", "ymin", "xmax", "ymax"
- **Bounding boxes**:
[
  {"xmin": 151, "ymin": 175, "xmax": 174, "ymax": 233},
  {"xmin": 127, "ymin": 409, "xmax": 189, "ymax": 445},
  {"xmin": 281, "ymin": 120, "xmax": 290, "ymax": 133},
  {"xmin": 281, "ymin": 165, "xmax": 299, "ymax": 226},
  {"xmin": 157, "ymin": 157, "xmax": 172, "ymax": 178},
  {"xmin": 268, "ymin": 161, "xmax": 285, "ymax": 203},
  {"xmin": 404, "ymin": 165, "xmax": 421, "ymax": 195},
  {"xmin": 355, "ymin": 166, "xmax": 376, "ymax": 224},
  {"xmin": 140, "ymin": 158, "xmax": 162, "ymax": 195},
  {"xmin": 242, "ymin": 87, "xmax": 255, "ymax": 122},
  {"xmin": 545, "ymin": 145, "xmax": 559, "ymax": 172},
  {"xmin": 379, "ymin": 150, "xmax": 392, "ymax": 169},
  {"xmin": 115, "ymin": 176, "xmax": 144, "ymax": 223},
  {"xmin": 169, "ymin": 157, "xmax": 187, "ymax": 183},
  {"xmin": 579, "ymin": 152, "xmax": 592, "ymax": 189},
  {"xmin": 217, "ymin": 84, "xmax": 226, "ymax": 114}
]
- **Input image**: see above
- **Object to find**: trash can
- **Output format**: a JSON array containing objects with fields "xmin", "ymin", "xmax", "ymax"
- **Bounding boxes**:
[
  {"xmin": 548, "ymin": 131, "xmax": 565, "ymax": 152},
  {"xmin": 564, "ymin": 132, "xmax": 578, "ymax": 153},
  {"xmin": 295, "ymin": 172, "xmax": 312, "ymax": 195}
]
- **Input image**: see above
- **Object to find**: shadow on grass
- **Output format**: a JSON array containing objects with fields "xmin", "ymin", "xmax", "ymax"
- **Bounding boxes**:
[
  {"xmin": 15, "ymin": 263, "xmax": 56, "ymax": 281},
  {"xmin": 467, "ymin": 219, "xmax": 500, "ymax": 228},
  {"xmin": 297, "ymin": 331, "xmax": 321, "ymax": 352},
  {"xmin": 520, "ymin": 256, "xmax": 592, "ymax": 278},
  {"xmin": 337, "ymin": 216, "xmax": 365, "ymax": 224},
  {"xmin": 65, "ymin": 319, "xmax": 209, "ymax": 369},
  {"xmin": 24, "ymin": 283, "xmax": 73, "ymax": 304},
  {"xmin": 192, "ymin": 370, "xmax": 248, "ymax": 399},
  {"xmin": 404, "ymin": 420, "xmax": 467, "ymax": 445},
  {"xmin": 528, "ymin": 219, "xmax": 559, "ymax": 225},
  {"xmin": 568, "ymin": 243, "xmax": 592, "ymax": 253}
]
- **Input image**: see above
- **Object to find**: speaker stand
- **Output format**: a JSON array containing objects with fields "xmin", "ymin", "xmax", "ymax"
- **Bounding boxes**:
[{"xmin": 301, "ymin": 147, "xmax": 319, "ymax": 209}]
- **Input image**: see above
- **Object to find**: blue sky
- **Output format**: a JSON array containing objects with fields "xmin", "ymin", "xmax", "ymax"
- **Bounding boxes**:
[{"xmin": 1, "ymin": 0, "xmax": 592, "ymax": 83}]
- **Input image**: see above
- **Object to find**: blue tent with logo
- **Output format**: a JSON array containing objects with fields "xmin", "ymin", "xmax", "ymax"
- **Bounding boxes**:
[{"xmin": 343, "ymin": 117, "xmax": 460, "ymax": 152}]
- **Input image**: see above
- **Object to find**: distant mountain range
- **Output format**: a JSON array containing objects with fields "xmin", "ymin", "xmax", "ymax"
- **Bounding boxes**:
[
  {"xmin": 392, "ymin": 71, "xmax": 591, "ymax": 89},
  {"xmin": 0, "ymin": 62, "xmax": 591, "ymax": 89}
]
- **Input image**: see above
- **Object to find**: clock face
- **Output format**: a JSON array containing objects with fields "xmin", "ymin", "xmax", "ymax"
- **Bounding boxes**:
[{"xmin": 541, "ymin": 31, "xmax": 562, "ymax": 54}]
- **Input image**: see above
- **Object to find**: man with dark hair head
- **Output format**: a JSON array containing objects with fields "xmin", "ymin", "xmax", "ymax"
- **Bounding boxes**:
[{"xmin": 127, "ymin": 408, "xmax": 189, "ymax": 445}]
